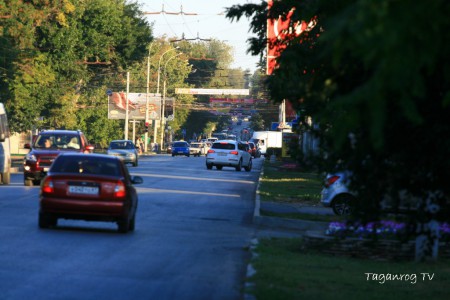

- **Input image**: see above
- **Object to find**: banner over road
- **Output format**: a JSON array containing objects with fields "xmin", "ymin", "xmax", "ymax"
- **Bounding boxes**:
[{"xmin": 175, "ymin": 88, "xmax": 249, "ymax": 95}]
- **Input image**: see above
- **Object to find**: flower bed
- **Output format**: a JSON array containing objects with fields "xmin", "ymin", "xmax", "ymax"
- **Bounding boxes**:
[
  {"xmin": 326, "ymin": 221, "xmax": 450, "ymax": 241},
  {"xmin": 301, "ymin": 221, "xmax": 450, "ymax": 261}
]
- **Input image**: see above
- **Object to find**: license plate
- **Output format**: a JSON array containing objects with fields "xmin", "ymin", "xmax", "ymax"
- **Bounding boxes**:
[
  {"xmin": 43, "ymin": 167, "xmax": 50, "ymax": 172},
  {"xmin": 218, "ymin": 152, "xmax": 227, "ymax": 156},
  {"xmin": 68, "ymin": 186, "xmax": 99, "ymax": 195}
]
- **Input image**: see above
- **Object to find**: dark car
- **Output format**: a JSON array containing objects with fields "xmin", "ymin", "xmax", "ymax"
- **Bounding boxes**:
[
  {"xmin": 107, "ymin": 140, "xmax": 139, "ymax": 167},
  {"xmin": 23, "ymin": 130, "xmax": 95, "ymax": 186},
  {"xmin": 171, "ymin": 141, "xmax": 190, "ymax": 157},
  {"xmin": 38, "ymin": 153, "xmax": 143, "ymax": 233}
]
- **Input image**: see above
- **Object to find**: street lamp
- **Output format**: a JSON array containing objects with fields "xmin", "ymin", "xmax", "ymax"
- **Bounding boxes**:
[
  {"xmin": 144, "ymin": 42, "xmax": 155, "ymax": 153},
  {"xmin": 156, "ymin": 46, "xmax": 179, "ymax": 95},
  {"xmin": 154, "ymin": 46, "xmax": 179, "ymax": 151},
  {"xmin": 160, "ymin": 52, "xmax": 183, "ymax": 149}
]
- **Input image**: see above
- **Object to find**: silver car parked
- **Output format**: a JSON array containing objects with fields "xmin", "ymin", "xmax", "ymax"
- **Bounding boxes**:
[{"xmin": 321, "ymin": 171, "xmax": 356, "ymax": 215}]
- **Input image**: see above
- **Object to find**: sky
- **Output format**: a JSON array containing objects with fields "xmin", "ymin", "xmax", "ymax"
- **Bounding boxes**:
[{"xmin": 137, "ymin": 1, "xmax": 261, "ymax": 72}]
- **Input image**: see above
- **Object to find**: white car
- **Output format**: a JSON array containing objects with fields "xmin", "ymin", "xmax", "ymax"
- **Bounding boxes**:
[
  {"xmin": 206, "ymin": 140, "xmax": 252, "ymax": 171},
  {"xmin": 321, "ymin": 171, "xmax": 356, "ymax": 215},
  {"xmin": 189, "ymin": 142, "xmax": 209, "ymax": 157}
]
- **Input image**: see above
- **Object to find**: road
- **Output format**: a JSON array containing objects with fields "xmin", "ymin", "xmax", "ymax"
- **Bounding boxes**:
[{"xmin": 0, "ymin": 154, "xmax": 265, "ymax": 300}]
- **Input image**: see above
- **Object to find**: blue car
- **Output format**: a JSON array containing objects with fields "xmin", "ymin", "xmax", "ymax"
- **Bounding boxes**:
[{"xmin": 171, "ymin": 141, "xmax": 190, "ymax": 157}]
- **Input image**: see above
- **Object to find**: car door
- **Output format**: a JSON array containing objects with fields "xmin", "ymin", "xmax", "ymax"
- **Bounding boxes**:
[{"xmin": 238, "ymin": 142, "xmax": 251, "ymax": 166}]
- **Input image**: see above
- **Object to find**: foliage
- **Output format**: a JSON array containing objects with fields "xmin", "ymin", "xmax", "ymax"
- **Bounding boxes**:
[
  {"xmin": 1, "ymin": 0, "xmax": 152, "ymax": 136},
  {"xmin": 226, "ymin": 1, "xmax": 450, "ymax": 228},
  {"xmin": 249, "ymin": 112, "xmax": 265, "ymax": 131}
]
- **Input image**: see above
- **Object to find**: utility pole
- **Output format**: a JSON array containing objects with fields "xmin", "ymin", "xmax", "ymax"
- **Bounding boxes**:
[
  {"xmin": 124, "ymin": 72, "xmax": 130, "ymax": 140},
  {"xmin": 160, "ymin": 52, "xmax": 182, "ymax": 149},
  {"xmin": 145, "ymin": 42, "xmax": 154, "ymax": 153}
]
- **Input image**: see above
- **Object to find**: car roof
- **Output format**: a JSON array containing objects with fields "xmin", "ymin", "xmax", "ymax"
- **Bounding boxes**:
[
  {"xmin": 215, "ymin": 139, "xmax": 237, "ymax": 143},
  {"xmin": 110, "ymin": 140, "xmax": 133, "ymax": 143},
  {"xmin": 57, "ymin": 152, "xmax": 120, "ymax": 161},
  {"xmin": 39, "ymin": 129, "xmax": 82, "ymax": 135}
]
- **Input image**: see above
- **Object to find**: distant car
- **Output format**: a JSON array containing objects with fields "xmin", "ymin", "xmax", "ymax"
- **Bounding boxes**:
[
  {"xmin": 107, "ymin": 140, "xmax": 139, "ymax": 167},
  {"xmin": 247, "ymin": 141, "xmax": 261, "ymax": 158},
  {"xmin": 23, "ymin": 129, "xmax": 95, "ymax": 186},
  {"xmin": 189, "ymin": 142, "xmax": 209, "ymax": 157},
  {"xmin": 38, "ymin": 153, "xmax": 143, "ymax": 233},
  {"xmin": 321, "ymin": 171, "xmax": 356, "ymax": 215},
  {"xmin": 206, "ymin": 140, "xmax": 252, "ymax": 171},
  {"xmin": 166, "ymin": 143, "xmax": 172, "ymax": 154},
  {"xmin": 171, "ymin": 141, "xmax": 190, "ymax": 157}
]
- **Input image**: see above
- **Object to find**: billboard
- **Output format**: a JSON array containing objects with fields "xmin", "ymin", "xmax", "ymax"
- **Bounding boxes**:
[{"xmin": 108, "ymin": 92, "xmax": 161, "ymax": 120}]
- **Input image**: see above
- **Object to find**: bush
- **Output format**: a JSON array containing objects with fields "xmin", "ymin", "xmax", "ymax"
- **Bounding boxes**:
[{"xmin": 265, "ymin": 147, "xmax": 282, "ymax": 160}]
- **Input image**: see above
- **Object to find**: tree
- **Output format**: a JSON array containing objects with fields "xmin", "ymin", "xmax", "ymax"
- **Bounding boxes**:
[
  {"xmin": 2, "ymin": 0, "xmax": 153, "ymax": 134},
  {"xmin": 249, "ymin": 113, "xmax": 264, "ymax": 131},
  {"xmin": 227, "ymin": 0, "xmax": 450, "ymax": 261}
]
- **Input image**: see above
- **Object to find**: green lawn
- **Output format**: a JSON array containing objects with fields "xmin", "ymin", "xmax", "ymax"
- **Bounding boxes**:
[
  {"xmin": 248, "ymin": 238, "xmax": 450, "ymax": 300},
  {"xmin": 258, "ymin": 161, "xmax": 323, "ymax": 205}
]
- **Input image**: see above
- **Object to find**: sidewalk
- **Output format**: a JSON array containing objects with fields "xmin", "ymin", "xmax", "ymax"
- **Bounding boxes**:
[{"xmin": 11, "ymin": 156, "xmax": 23, "ymax": 173}]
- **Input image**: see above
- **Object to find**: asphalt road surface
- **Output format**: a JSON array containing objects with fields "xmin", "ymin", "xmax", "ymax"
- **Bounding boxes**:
[{"xmin": 0, "ymin": 154, "xmax": 265, "ymax": 300}]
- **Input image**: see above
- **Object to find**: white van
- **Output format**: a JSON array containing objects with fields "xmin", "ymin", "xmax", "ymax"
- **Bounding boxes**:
[{"xmin": 0, "ymin": 103, "xmax": 11, "ymax": 184}]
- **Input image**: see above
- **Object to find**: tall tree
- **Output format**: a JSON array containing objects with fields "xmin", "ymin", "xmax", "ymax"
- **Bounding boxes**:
[
  {"xmin": 227, "ymin": 0, "xmax": 450, "ymax": 261},
  {"xmin": 1, "ymin": 0, "xmax": 153, "ymax": 137}
]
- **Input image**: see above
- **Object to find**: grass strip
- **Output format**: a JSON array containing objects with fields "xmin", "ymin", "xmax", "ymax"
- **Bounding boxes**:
[{"xmin": 248, "ymin": 238, "xmax": 450, "ymax": 300}]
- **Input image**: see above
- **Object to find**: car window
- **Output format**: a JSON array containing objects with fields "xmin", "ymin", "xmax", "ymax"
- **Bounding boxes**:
[
  {"xmin": 212, "ymin": 142, "xmax": 236, "ymax": 150},
  {"xmin": 35, "ymin": 134, "xmax": 80, "ymax": 149},
  {"xmin": 173, "ymin": 142, "xmax": 188, "ymax": 147},
  {"xmin": 109, "ymin": 141, "xmax": 135, "ymax": 150},
  {"xmin": 51, "ymin": 155, "xmax": 121, "ymax": 176},
  {"xmin": 238, "ymin": 143, "xmax": 247, "ymax": 151}
]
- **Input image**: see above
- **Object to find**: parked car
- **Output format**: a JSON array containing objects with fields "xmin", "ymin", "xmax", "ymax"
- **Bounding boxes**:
[
  {"xmin": 38, "ymin": 153, "xmax": 143, "ymax": 233},
  {"xmin": 321, "ymin": 171, "xmax": 356, "ymax": 215},
  {"xmin": 171, "ymin": 141, "xmax": 190, "ymax": 157},
  {"xmin": 206, "ymin": 140, "xmax": 252, "ymax": 171},
  {"xmin": 189, "ymin": 142, "xmax": 209, "ymax": 157},
  {"xmin": 23, "ymin": 129, "xmax": 94, "ymax": 186},
  {"xmin": 247, "ymin": 141, "xmax": 261, "ymax": 158},
  {"xmin": 106, "ymin": 140, "xmax": 139, "ymax": 167}
]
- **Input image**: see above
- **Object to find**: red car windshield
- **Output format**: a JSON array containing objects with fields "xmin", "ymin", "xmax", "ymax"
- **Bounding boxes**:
[{"xmin": 51, "ymin": 155, "xmax": 121, "ymax": 176}]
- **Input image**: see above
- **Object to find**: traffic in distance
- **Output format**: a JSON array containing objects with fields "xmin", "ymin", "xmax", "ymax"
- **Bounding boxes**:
[{"xmin": 1, "ymin": 115, "xmax": 278, "ymax": 235}]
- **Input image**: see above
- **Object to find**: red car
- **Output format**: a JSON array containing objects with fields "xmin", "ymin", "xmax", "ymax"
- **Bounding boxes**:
[
  {"xmin": 247, "ymin": 141, "xmax": 261, "ymax": 158},
  {"xmin": 23, "ymin": 129, "xmax": 95, "ymax": 186},
  {"xmin": 39, "ymin": 153, "xmax": 143, "ymax": 233}
]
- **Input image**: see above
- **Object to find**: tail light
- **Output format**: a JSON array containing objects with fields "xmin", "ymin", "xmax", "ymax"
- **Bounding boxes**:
[
  {"xmin": 230, "ymin": 150, "xmax": 239, "ymax": 155},
  {"xmin": 42, "ymin": 177, "xmax": 54, "ymax": 194},
  {"xmin": 114, "ymin": 180, "xmax": 126, "ymax": 198},
  {"xmin": 207, "ymin": 149, "xmax": 215, "ymax": 154},
  {"xmin": 325, "ymin": 175, "xmax": 340, "ymax": 188}
]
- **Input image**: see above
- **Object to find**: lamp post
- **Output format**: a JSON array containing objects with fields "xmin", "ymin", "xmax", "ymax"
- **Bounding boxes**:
[
  {"xmin": 156, "ymin": 46, "xmax": 179, "ymax": 95},
  {"xmin": 155, "ymin": 46, "xmax": 179, "ymax": 150},
  {"xmin": 160, "ymin": 52, "xmax": 183, "ymax": 149},
  {"xmin": 144, "ymin": 42, "xmax": 155, "ymax": 153},
  {"xmin": 124, "ymin": 71, "xmax": 130, "ymax": 140}
]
